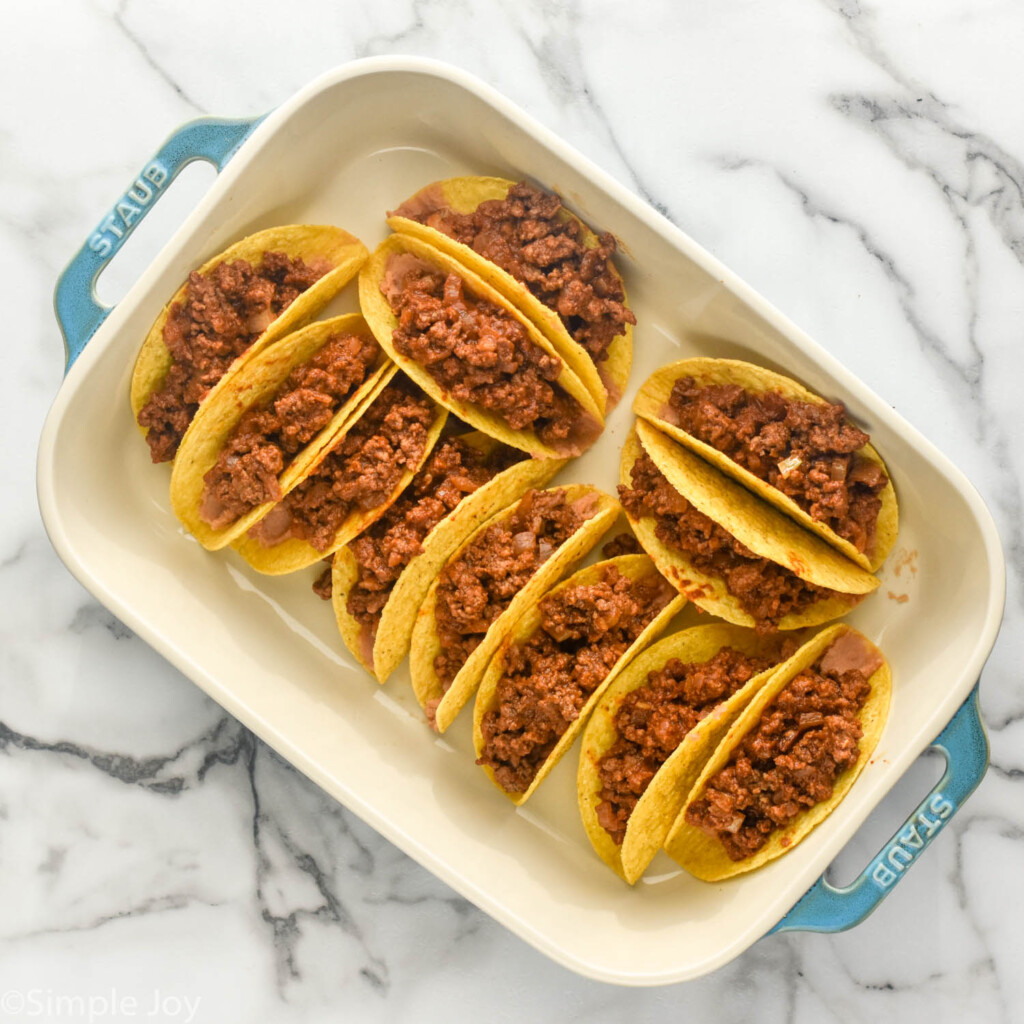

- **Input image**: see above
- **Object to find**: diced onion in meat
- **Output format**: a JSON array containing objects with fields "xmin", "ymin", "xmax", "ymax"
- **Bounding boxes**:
[
  {"xmin": 512, "ymin": 531, "xmax": 535, "ymax": 553},
  {"xmin": 777, "ymin": 454, "xmax": 802, "ymax": 478},
  {"xmin": 247, "ymin": 309, "xmax": 274, "ymax": 334}
]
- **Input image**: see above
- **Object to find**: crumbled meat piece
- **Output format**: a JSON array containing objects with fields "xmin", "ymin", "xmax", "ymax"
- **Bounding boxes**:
[
  {"xmin": 595, "ymin": 642, "xmax": 795, "ymax": 845},
  {"xmin": 667, "ymin": 379, "xmax": 888, "ymax": 554},
  {"xmin": 432, "ymin": 488, "xmax": 595, "ymax": 688},
  {"xmin": 409, "ymin": 182, "xmax": 635, "ymax": 366},
  {"xmin": 343, "ymin": 438, "xmax": 522, "ymax": 635},
  {"xmin": 684, "ymin": 650, "xmax": 873, "ymax": 860},
  {"xmin": 477, "ymin": 567, "xmax": 676, "ymax": 794},
  {"xmin": 199, "ymin": 333, "xmax": 379, "ymax": 529},
  {"xmin": 248, "ymin": 380, "xmax": 434, "ymax": 552},
  {"xmin": 383, "ymin": 258, "xmax": 583, "ymax": 448},
  {"xmin": 601, "ymin": 532, "xmax": 642, "ymax": 558},
  {"xmin": 312, "ymin": 560, "xmax": 333, "ymax": 600},
  {"xmin": 137, "ymin": 251, "xmax": 330, "ymax": 462},
  {"xmin": 619, "ymin": 452, "xmax": 849, "ymax": 630}
]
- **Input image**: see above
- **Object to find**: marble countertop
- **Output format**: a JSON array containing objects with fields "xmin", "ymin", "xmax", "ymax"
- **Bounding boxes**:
[{"xmin": 6, "ymin": 1, "xmax": 1023, "ymax": 1020}]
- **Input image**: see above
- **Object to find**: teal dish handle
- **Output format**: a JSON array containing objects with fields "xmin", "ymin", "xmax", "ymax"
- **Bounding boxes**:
[
  {"xmin": 772, "ymin": 684, "xmax": 987, "ymax": 934},
  {"xmin": 53, "ymin": 115, "xmax": 264, "ymax": 372}
]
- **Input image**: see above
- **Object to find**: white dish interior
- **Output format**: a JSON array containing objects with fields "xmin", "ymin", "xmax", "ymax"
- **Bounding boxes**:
[{"xmin": 37, "ymin": 59, "xmax": 1005, "ymax": 985}]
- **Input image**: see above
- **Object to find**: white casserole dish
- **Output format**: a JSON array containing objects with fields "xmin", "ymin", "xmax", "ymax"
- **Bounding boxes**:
[{"xmin": 38, "ymin": 58, "xmax": 1005, "ymax": 985}]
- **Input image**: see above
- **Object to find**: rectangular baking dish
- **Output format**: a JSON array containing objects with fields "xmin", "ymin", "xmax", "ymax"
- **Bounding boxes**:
[{"xmin": 39, "ymin": 58, "xmax": 1005, "ymax": 985}]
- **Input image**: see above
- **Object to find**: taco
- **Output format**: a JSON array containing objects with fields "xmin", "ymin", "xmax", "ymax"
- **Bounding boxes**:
[
  {"xmin": 357, "ymin": 233, "xmax": 604, "ymax": 458},
  {"xmin": 620, "ymin": 420, "xmax": 879, "ymax": 631},
  {"xmin": 231, "ymin": 371, "xmax": 446, "ymax": 574},
  {"xmin": 409, "ymin": 485, "xmax": 620, "ymax": 733},
  {"xmin": 473, "ymin": 555, "xmax": 684, "ymax": 805},
  {"xmin": 577, "ymin": 624, "xmax": 802, "ymax": 883},
  {"xmin": 633, "ymin": 358, "xmax": 898, "ymax": 571},
  {"xmin": 328, "ymin": 432, "xmax": 566, "ymax": 682},
  {"xmin": 665, "ymin": 624, "xmax": 891, "ymax": 880},
  {"xmin": 169, "ymin": 314, "xmax": 389, "ymax": 550},
  {"xmin": 132, "ymin": 225, "xmax": 368, "ymax": 463},
  {"xmin": 388, "ymin": 177, "xmax": 635, "ymax": 412}
]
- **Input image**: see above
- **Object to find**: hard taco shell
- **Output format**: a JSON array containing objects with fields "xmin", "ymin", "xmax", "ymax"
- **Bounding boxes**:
[
  {"xmin": 577, "ymin": 624, "xmax": 801, "ymax": 884},
  {"xmin": 473, "ymin": 554, "xmax": 686, "ymax": 805},
  {"xmin": 410, "ymin": 485, "xmax": 620, "ymax": 733},
  {"xmin": 388, "ymin": 176, "xmax": 633, "ymax": 413},
  {"xmin": 664, "ymin": 623, "xmax": 891, "ymax": 880},
  {"xmin": 633, "ymin": 358, "xmax": 898, "ymax": 571},
  {"xmin": 332, "ymin": 435, "xmax": 566, "ymax": 682},
  {"xmin": 357, "ymin": 233, "xmax": 603, "ymax": 458},
  {"xmin": 230, "ymin": 369, "xmax": 447, "ymax": 574},
  {"xmin": 131, "ymin": 224, "xmax": 368, "ymax": 438},
  {"xmin": 621, "ymin": 421, "xmax": 878, "ymax": 630},
  {"xmin": 169, "ymin": 314, "xmax": 389, "ymax": 551}
]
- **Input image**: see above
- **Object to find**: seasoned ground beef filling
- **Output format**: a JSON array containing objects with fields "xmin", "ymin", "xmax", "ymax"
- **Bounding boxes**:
[
  {"xmin": 477, "ymin": 566, "xmax": 676, "ymax": 794},
  {"xmin": 383, "ymin": 259, "xmax": 583, "ymax": 448},
  {"xmin": 601, "ymin": 532, "xmax": 642, "ymax": 558},
  {"xmin": 405, "ymin": 182, "xmax": 635, "ymax": 367},
  {"xmin": 620, "ymin": 453, "xmax": 846, "ymax": 630},
  {"xmin": 247, "ymin": 381, "xmax": 434, "ymax": 552},
  {"xmin": 667, "ymin": 379, "xmax": 888, "ymax": 554},
  {"xmin": 138, "ymin": 252, "xmax": 329, "ymax": 462},
  {"xmin": 312, "ymin": 560, "xmax": 334, "ymax": 600},
  {"xmin": 684, "ymin": 652, "xmax": 873, "ymax": 861},
  {"xmin": 595, "ymin": 646, "xmax": 790, "ymax": 846},
  {"xmin": 199, "ymin": 333, "xmax": 379, "ymax": 530},
  {"xmin": 342, "ymin": 438, "xmax": 521, "ymax": 630},
  {"xmin": 432, "ymin": 488, "xmax": 596, "ymax": 690}
]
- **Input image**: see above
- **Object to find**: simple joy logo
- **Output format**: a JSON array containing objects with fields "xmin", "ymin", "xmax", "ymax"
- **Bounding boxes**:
[
  {"xmin": 0, "ymin": 987, "xmax": 200, "ymax": 1022},
  {"xmin": 88, "ymin": 160, "xmax": 169, "ymax": 257},
  {"xmin": 871, "ymin": 792, "xmax": 954, "ymax": 888}
]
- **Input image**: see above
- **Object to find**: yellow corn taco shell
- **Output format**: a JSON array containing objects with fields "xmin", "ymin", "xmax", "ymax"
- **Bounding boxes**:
[
  {"xmin": 664, "ymin": 624, "xmax": 891, "ymax": 880},
  {"xmin": 473, "ymin": 554, "xmax": 686, "ymax": 806},
  {"xmin": 621, "ymin": 421, "xmax": 878, "ymax": 630},
  {"xmin": 388, "ymin": 176, "xmax": 633, "ymax": 413},
  {"xmin": 169, "ymin": 315, "xmax": 390, "ymax": 551},
  {"xmin": 633, "ymin": 358, "xmax": 898, "ymax": 571},
  {"xmin": 577, "ymin": 624, "xmax": 803, "ymax": 883},
  {"xmin": 332, "ymin": 434, "xmax": 566, "ymax": 682},
  {"xmin": 357, "ymin": 233, "xmax": 604, "ymax": 458},
  {"xmin": 410, "ymin": 485, "xmax": 620, "ymax": 734},
  {"xmin": 131, "ymin": 225, "xmax": 369, "ymax": 441},
  {"xmin": 231, "ymin": 371, "xmax": 447, "ymax": 575}
]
